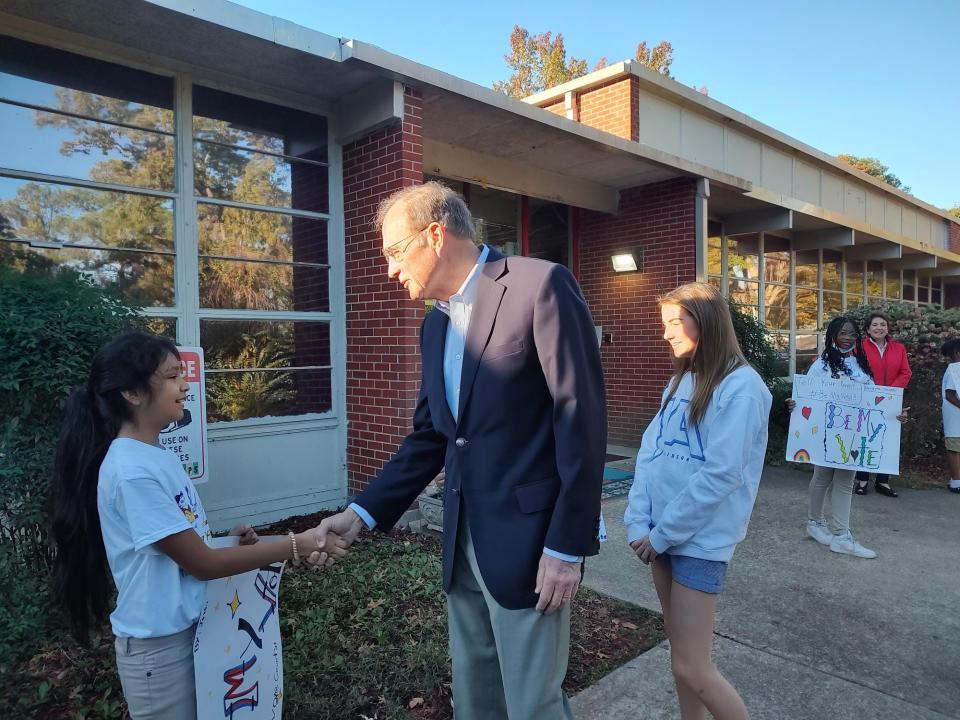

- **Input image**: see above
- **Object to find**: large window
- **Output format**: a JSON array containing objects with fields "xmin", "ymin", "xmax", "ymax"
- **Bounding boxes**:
[{"xmin": 1, "ymin": 36, "xmax": 334, "ymax": 424}]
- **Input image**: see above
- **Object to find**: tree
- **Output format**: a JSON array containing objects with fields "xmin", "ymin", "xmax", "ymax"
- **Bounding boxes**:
[
  {"xmin": 947, "ymin": 205, "xmax": 960, "ymax": 220},
  {"xmin": 634, "ymin": 41, "xmax": 673, "ymax": 77},
  {"xmin": 836, "ymin": 154, "xmax": 911, "ymax": 194},
  {"xmin": 493, "ymin": 25, "xmax": 673, "ymax": 98}
]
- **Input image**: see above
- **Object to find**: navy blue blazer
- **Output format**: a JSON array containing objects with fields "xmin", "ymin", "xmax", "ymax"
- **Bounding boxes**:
[{"xmin": 355, "ymin": 248, "xmax": 607, "ymax": 609}]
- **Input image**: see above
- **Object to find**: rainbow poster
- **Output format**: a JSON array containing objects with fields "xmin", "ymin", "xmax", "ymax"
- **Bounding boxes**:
[{"xmin": 786, "ymin": 375, "xmax": 903, "ymax": 475}]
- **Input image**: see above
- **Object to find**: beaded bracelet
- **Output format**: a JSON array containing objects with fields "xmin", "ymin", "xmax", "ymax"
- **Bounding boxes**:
[{"xmin": 288, "ymin": 531, "xmax": 300, "ymax": 566}]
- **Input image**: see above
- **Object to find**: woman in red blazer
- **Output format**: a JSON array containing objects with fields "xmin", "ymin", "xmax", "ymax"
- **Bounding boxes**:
[{"xmin": 857, "ymin": 312, "xmax": 912, "ymax": 497}]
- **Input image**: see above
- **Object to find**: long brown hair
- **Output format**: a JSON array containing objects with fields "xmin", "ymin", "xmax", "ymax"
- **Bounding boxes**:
[{"xmin": 659, "ymin": 282, "xmax": 747, "ymax": 427}]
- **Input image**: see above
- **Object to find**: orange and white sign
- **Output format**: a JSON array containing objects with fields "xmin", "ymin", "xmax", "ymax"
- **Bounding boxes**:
[{"xmin": 160, "ymin": 346, "xmax": 209, "ymax": 484}]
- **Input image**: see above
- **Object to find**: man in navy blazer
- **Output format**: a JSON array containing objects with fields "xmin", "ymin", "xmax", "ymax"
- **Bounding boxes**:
[{"xmin": 315, "ymin": 182, "xmax": 606, "ymax": 718}]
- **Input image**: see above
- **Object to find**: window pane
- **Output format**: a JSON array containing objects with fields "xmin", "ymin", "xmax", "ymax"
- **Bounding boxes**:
[
  {"xmin": 528, "ymin": 199, "xmax": 568, "ymax": 266},
  {"xmin": 468, "ymin": 183, "xmax": 519, "ymax": 256},
  {"xmin": 0, "ymin": 177, "xmax": 173, "ymax": 252},
  {"xmin": 193, "ymin": 141, "xmax": 328, "ymax": 213},
  {"xmin": 0, "ymin": 242, "xmax": 174, "ymax": 306},
  {"xmin": 201, "ymin": 320, "xmax": 330, "ymax": 370},
  {"xmin": 708, "ymin": 275, "xmax": 722, "ymax": 292},
  {"xmin": 197, "ymin": 203, "xmax": 328, "ymax": 264},
  {"xmin": 200, "ymin": 319, "xmax": 332, "ymax": 422},
  {"xmin": 193, "ymin": 86, "xmax": 327, "ymax": 162},
  {"xmin": 795, "ymin": 289, "xmax": 819, "ymax": 330},
  {"xmin": 726, "ymin": 235, "xmax": 759, "ymax": 280},
  {"xmin": 708, "ymin": 233, "xmax": 722, "ymax": 276},
  {"xmin": 193, "ymin": 85, "xmax": 328, "ymax": 214},
  {"xmin": 764, "ymin": 284, "xmax": 790, "ymax": 330},
  {"xmin": 932, "ymin": 288, "xmax": 942, "ymax": 305},
  {"xmin": 733, "ymin": 303, "xmax": 758, "ymax": 319},
  {"xmin": 770, "ymin": 332, "xmax": 789, "ymax": 376},
  {"xmin": 206, "ymin": 368, "xmax": 331, "ymax": 422},
  {"xmin": 0, "ymin": 102, "xmax": 175, "ymax": 191},
  {"xmin": 845, "ymin": 261, "xmax": 864, "ymax": 295},
  {"xmin": 796, "ymin": 334, "xmax": 820, "ymax": 372},
  {"xmin": 846, "ymin": 294, "xmax": 864, "ymax": 310},
  {"xmin": 199, "ymin": 258, "xmax": 328, "ymax": 311},
  {"xmin": 918, "ymin": 285, "xmax": 929, "ymax": 303},
  {"xmin": 146, "ymin": 317, "xmax": 177, "ymax": 340},
  {"xmin": 903, "ymin": 271, "xmax": 916, "ymax": 301},
  {"xmin": 796, "ymin": 250, "xmax": 819, "ymax": 287},
  {"xmin": 823, "ymin": 250, "xmax": 841, "ymax": 291},
  {"xmin": 730, "ymin": 279, "xmax": 758, "ymax": 305},
  {"xmin": 764, "ymin": 250, "xmax": 790, "ymax": 284},
  {"xmin": 0, "ymin": 35, "xmax": 173, "ymax": 132},
  {"xmin": 885, "ymin": 271, "xmax": 901, "ymax": 299},
  {"xmin": 823, "ymin": 291, "xmax": 842, "ymax": 323},
  {"xmin": 866, "ymin": 261, "xmax": 883, "ymax": 297}
]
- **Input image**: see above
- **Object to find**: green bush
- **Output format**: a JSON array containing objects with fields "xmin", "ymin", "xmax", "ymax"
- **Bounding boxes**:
[
  {"xmin": 0, "ymin": 267, "xmax": 143, "ymax": 665},
  {"xmin": 835, "ymin": 302, "xmax": 960, "ymax": 462}
]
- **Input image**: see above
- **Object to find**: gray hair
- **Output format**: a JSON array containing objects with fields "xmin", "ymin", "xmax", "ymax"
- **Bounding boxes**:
[{"xmin": 373, "ymin": 181, "xmax": 475, "ymax": 242}]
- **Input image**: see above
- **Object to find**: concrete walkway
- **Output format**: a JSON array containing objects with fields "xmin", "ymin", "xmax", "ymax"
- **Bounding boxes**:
[{"xmin": 573, "ymin": 465, "xmax": 960, "ymax": 719}]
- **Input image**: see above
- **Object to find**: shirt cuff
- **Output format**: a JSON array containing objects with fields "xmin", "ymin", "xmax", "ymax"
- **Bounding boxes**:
[
  {"xmin": 648, "ymin": 527, "xmax": 670, "ymax": 555},
  {"xmin": 544, "ymin": 547, "xmax": 583, "ymax": 563},
  {"xmin": 349, "ymin": 503, "xmax": 376, "ymax": 530}
]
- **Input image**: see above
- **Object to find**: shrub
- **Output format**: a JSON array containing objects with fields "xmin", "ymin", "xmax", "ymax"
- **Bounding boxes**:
[
  {"xmin": 833, "ymin": 302, "xmax": 960, "ymax": 462},
  {"xmin": 0, "ymin": 267, "xmax": 144, "ymax": 664}
]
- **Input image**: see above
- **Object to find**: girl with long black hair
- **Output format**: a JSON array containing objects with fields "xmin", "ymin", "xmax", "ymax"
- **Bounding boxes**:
[
  {"xmin": 51, "ymin": 332, "xmax": 345, "ymax": 719},
  {"xmin": 790, "ymin": 316, "xmax": 906, "ymax": 559}
]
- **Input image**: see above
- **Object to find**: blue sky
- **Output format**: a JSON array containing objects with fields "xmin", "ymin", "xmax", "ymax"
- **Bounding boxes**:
[{"xmin": 232, "ymin": 0, "xmax": 959, "ymax": 211}]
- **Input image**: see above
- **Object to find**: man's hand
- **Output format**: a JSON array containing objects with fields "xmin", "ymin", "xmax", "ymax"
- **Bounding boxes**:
[
  {"xmin": 305, "ymin": 508, "xmax": 365, "ymax": 567},
  {"xmin": 630, "ymin": 536, "xmax": 658, "ymax": 565},
  {"xmin": 229, "ymin": 523, "xmax": 258, "ymax": 546},
  {"xmin": 534, "ymin": 553, "xmax": 581, "ymax": 614}
]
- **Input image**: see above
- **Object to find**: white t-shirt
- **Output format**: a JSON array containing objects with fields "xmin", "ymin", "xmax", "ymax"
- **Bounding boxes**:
[
  {"xmin": 943, "ymin": 363, "xmax": 960, "ymax": 438},
  {"xmin": 806, "ymin": 355, "xmax": 872, "ymax": 383},
  {"xmin": 98, "ymin": 438, "xmax": 211, "ymax": 638}
]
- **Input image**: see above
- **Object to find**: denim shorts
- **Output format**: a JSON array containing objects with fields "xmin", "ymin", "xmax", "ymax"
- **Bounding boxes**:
[{"xmin": 658, "ymin": 553, "xmax": 728, "ymax": 594}]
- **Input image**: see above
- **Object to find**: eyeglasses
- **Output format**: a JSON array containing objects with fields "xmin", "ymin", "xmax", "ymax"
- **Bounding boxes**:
[{"xmin": 381, "ymin": 223, "xmax": 433, "ymax": 263}]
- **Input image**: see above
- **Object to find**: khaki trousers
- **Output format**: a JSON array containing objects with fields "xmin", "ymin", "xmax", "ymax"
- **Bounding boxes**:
[
  {"xmin": 115, "ymin": 623, "xmax": 197, "ymax": 720},
  {"xmin": 448, "ymin": 517, "xmax": 575, "ymax": 720}
]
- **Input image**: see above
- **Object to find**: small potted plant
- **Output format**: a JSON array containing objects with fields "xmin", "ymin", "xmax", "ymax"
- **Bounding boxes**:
[{"xmin": 417, "ymin": 471, "xmax": 445, "ymax": 531}]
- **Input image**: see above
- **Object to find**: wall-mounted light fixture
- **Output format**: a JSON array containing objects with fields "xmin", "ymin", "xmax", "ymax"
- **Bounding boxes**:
[{"xmin": 611, "ymin": 248, "xmax": 643, "ymax": 273}]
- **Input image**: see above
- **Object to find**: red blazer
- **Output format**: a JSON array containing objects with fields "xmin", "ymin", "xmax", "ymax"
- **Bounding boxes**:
[{"xmin": 862, "ymin": 338, "xmax": 912, "ymax": 388}]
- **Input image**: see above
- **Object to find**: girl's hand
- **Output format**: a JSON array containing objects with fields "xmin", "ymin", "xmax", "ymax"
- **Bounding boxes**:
[
  {"xmin": 896, "ymin": 406, "xmax": 910, "ymax": 423},
  {"xmin": 786, "ymin": 398, "xmax": 796, "ymax": 412},
  {"xmin": 229, "ymin": 523, "xmax": 258, "ymax": 546},
  {"xmin": 629, "ymin": 536, "xmax": 658, "ymax": 565}
]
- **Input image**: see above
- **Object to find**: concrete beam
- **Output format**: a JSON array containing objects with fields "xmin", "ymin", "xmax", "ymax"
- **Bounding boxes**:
[
  {"xmin": 842, "ymin": 243, "xmax": 902, "ymax": 261},
  {"xmin": 792, "ymin": 228, "xmax": 854, "ymax": 251},
  {"xmin": 723, "ymin": 208, "xmax": 792, "ymax": 236},
  {"xmin": 335, "ymin": 79, "xmax": 404, "ymax": 144},
  {"xmin": 423, "ymin": 139, "xmax": 620, "ymax": 214},
  {"xmin": 920, "ymin": 263, "xmax": 960, "ymax": 278},
  {"xmin": 885, "ymin": 254, "xmax": 938, "ymax": 270}
]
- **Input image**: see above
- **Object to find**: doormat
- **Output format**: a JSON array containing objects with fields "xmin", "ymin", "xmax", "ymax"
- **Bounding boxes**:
[{"xmin": 602, "ymin": 466, "xmax": 634, "ymax": 499}]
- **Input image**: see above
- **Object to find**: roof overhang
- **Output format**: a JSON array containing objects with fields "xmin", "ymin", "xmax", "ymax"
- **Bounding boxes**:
[{"xmin": 0, "ymin": 0, "xmax": 751, "ymax": 213}]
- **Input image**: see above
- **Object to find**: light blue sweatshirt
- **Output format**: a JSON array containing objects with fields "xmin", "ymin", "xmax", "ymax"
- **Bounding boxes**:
[{"xmin": 624, "ymin": 365, "xmax": 772, "ymax": 562}]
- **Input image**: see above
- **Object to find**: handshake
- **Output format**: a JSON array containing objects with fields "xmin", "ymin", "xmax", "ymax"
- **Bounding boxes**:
[{"xmin": 295, "ymin": 507, "xmax": 368, "ymax": 570}]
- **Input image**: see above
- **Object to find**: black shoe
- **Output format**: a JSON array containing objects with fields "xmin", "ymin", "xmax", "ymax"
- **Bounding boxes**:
[
  {"xmin": 855, "ymin": 481, "xmax": 868, "ymax": 496},
  {"xmin": 875, "ymin": 482, "xmax": 898, "ymax": 498},
  {"xmin": 949, "ymin": 486, "xmax": 960, "ymax": 494}
]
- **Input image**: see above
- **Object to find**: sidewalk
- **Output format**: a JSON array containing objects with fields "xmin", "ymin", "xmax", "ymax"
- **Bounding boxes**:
[{"xmin": 573, "ymin": 465, "xmax": 960, "ymax": 719}]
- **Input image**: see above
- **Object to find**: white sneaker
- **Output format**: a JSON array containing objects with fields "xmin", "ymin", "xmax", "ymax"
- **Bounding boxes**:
[
  {"xmin": 830, "ymin": 531, "xmax": 877, "ymax": 559},
  {"xmin": 806, "ymin": 520, "xmax": 832, "ymax": 546}
]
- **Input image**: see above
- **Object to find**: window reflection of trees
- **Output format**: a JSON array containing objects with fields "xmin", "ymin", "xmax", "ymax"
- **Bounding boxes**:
[{"xmin": 1, "ymin": 43, "xmax": 332, "ymax": 423}]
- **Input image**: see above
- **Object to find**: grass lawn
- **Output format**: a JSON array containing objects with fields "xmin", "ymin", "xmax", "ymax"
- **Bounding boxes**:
[{"xmin": 1, "ymin": 516, "xmax": 664, "ymax": 720}]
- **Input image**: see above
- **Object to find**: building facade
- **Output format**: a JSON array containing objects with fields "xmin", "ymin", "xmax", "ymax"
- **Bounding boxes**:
[{"xmin": 2, "ymin": 0, "xmax": 957, "ymax": 525}]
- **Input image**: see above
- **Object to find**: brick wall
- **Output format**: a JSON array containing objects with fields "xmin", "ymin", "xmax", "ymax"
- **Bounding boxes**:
[
  {"xmin": 949, "ymin": 221, "xmax": 960, "ymax": 255},
  {"xmin": 542, "ymin": 99, "xmax": 566, "ymax": 117},
  {"xmin": 343, "ymin": 87, "xmax": 424, "ymax": 495},
  {"xmin": 575, "ymin": 77, "xmax": 639, "ymax": 141},
  {"xmin": 579, "ymin": 178, "xmax": 697, "ymax": 444}
]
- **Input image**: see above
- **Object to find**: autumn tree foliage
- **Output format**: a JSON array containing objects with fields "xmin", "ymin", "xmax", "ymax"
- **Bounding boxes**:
[
  {"xmin": 493, "ymin": 25, "xmax": 673, "ymax": 98},
  {"xmin": 836, "ymin": 154, "xmax": 911, "ymax": 194}
]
